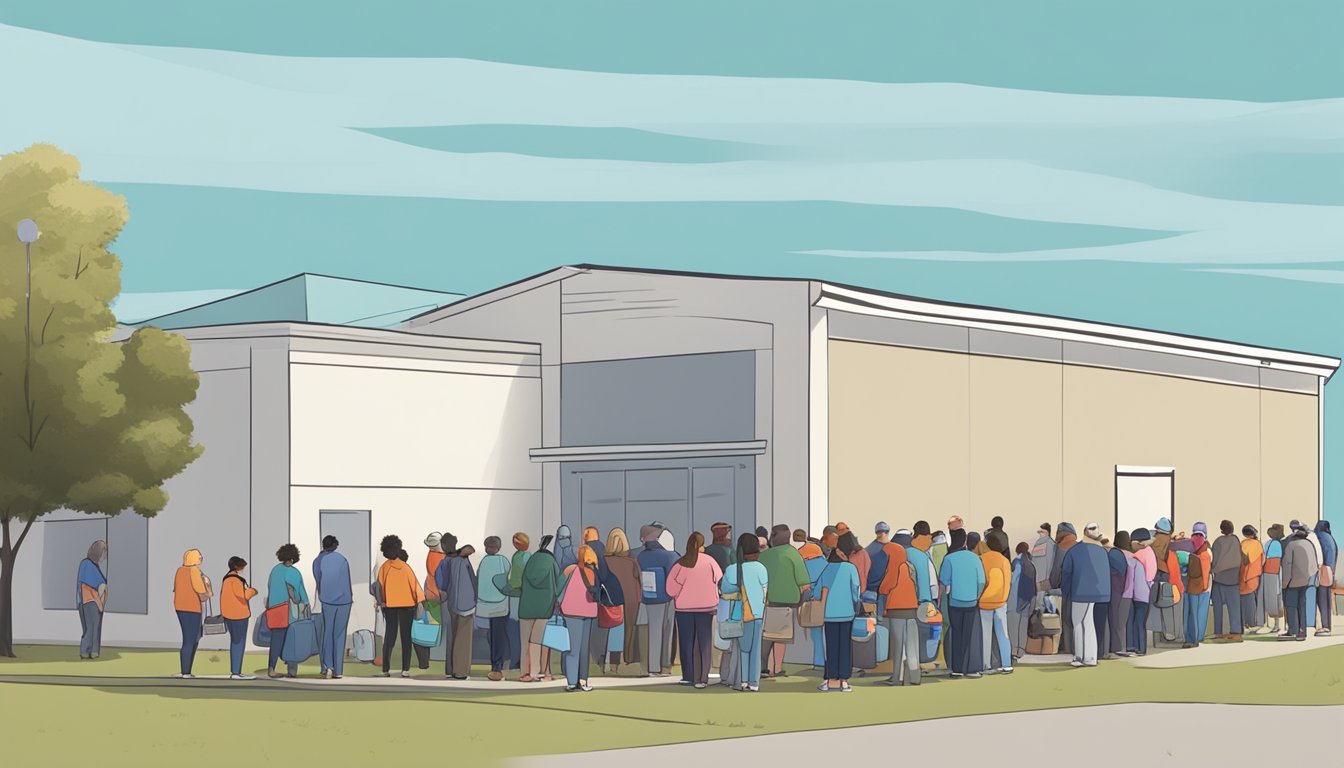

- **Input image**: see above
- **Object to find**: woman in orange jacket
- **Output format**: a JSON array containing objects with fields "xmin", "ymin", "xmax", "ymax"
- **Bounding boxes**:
[
  {"xmin": 376, "ymin": 535, "xmax": 425, "ymax": 678},
  {"xmin": 220, "ymin": 556, "xmax": 259, "ymax": 679},
  {"xmin": 172, "ymin": 549, "xmax": 212, "ymax": 678},
  {"xmin": 979, "ymin": 531, "xmax": 1014, "ymax": 674}
]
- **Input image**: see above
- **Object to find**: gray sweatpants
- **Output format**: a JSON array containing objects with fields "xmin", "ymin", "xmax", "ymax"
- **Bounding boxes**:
[
  {"xmin": 644, "ymin": 602, "xmax": 675, "ymax": 674},
  {"xmin": 883, "ymin": 616, "xmax": 920, "ymax": 684}
]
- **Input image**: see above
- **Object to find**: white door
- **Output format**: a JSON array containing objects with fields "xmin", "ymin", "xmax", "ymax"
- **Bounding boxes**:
[{"xmin": 1115, "ymin": 466, "xmax": 1174, "ymax": 537}]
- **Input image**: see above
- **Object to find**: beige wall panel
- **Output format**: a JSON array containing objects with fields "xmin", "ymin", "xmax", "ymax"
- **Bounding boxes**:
[
  {"xmin": 1063, "ymin": 366, "xmax": 1260, "ymax": 535},
  {"xmin": 828, "ymin": 340, "xmax": 969, "ymax": 539},
  {"xmin": 969, "ymin": 356, "xmax": 1063, "ymax": 550},
  {"xmin": 1260, "ymin": 389, "xmax": 1319, "ymax": 526}
]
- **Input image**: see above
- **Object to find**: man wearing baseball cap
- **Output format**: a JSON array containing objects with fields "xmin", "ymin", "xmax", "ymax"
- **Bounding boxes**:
[{"xmin": 866, "ymin": 523, "xmax": 892, "ymax": 611}]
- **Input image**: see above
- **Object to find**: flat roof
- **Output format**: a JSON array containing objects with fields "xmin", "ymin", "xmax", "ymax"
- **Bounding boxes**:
[{"xmin": 114, "ymin": 320, "xmax": 540, "ymax": 357}]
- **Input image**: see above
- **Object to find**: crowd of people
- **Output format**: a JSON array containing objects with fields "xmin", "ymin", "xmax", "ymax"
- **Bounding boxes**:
[{"xmin": 71, "ymin": 515, "xmax": 1340, "ymax": 690}]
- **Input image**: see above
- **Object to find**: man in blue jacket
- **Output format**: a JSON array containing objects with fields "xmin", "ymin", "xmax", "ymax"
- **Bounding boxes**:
[
  {"xmin": 939, "ymin": 529, "xmax": 987, "ymax": 679},
  {"xmin": 1061, "ymin": 532, "xmax": 1111, "ymax": 667},
  {"xmin": 313, "ymin": 535, "xmax": 353, "ymax": 679},
  {"xmin": 636, "ymin": 524, "xmax": 679, "ymax": 677},
  {"xmin": 866, "ymin": 522, "xmax": 892, "ymax": 610}
]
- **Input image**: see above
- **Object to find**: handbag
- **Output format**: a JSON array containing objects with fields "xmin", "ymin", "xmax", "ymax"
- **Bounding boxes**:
[
  {"xmin": 598, "ymin": 602, "xmax": 624, "ymax": 629},
  {"xmin": 799, "ymin": 599, "xmax": 825, "ymax": 628},
  {"xmin": 411, "ymin": 613, "xmax": 442, "ymax": 648},
  {"xmin": 718, "ymin": 553, "xmax": 747, "ymax": 640},
  {"xmin": 264, "ymin": 602, "xmax": 290, "ymax": 630},
  {"xmin": 851, "ymin": 616, "xmax": 875, "ymax": 640},
  {"xmin": 202, "ymin": 597, "xmax": 227, "ymax": 636},
  {"xmin": 762, "ymin": 605, "xmax": 795, "ymax": 642},
  {"xmin": 542, "ymin": 615, "xmax": 570, "ymax": 652}
]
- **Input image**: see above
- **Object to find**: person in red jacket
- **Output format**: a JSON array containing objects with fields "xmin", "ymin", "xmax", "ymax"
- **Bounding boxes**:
[{"xmin": 877, "ymin": 539, "xmax": 921, "ymax": 686}]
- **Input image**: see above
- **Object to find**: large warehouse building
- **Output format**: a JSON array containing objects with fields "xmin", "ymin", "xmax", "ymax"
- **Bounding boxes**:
[{"xmin": 12, "ymin": 265, "xmax": 1338, "ymax": 650}]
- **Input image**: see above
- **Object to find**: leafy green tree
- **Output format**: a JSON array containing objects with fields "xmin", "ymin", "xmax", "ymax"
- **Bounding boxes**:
[{"xmin": 0, "ymin": 144, "xmax": 203, "ymax": 657}]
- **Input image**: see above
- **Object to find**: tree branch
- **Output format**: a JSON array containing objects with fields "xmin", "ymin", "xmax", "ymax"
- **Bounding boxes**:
[
  {"xmin": 32, "ymin": 414, "xmax": 50, "ymax": 447},
  {"xmin": 74, "ymin": 246, "xmax": 89, "ymax": 280},
  {"xmin": 13, "ymin": 517, "xmax": 36, "ymax": 554},
  {"xmin": 39, "ymin": 307, "xmax": 55, "ymax": 346}
]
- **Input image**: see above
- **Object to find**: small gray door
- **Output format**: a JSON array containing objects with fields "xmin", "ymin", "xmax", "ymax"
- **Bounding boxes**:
[
  {"xmin": 319, "ymin": 510, "xmax": 371, "ymax": 651},
  {"xmin": 691, "ymin": 467, "xmax": 736, "ymax": 542},
  {"xmin": 625, "ymin": 468, "xmax": 690, "ymax": 548}
]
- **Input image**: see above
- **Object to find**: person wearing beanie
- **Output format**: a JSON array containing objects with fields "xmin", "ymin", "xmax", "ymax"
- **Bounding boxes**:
[
  {"xmin": 1060, "ymin": 524, "xmax": 1110, "ymax": 667},
  {"xmin": 1084, "ymin": 523, "xmax": 1103, "ymax": 543},
  {"xmin": 1181, "ymin": 525, "xmax": 1213, "ymax": 648},
  {"xmin": 877, "ymin": 529, "xmax": 923, "ymax": 686},
  {"xmin": 1238, "ymin": 526, "xmax": 1265, "ymax": 634},
  {"xmin": 799, "ymin": 531, "xmax": 829, "ymax": 671},
  {"xmin": 1127, "ymin": 529, "xmax": 1155, "ymax": 656},
  {"xmin": 939, "ymin": 527, "xmax": 986, "ymax": 678},
  {"xmin": 1279, "ymin": 523, "xmax": 1318, "ymax": 641},
  {"xmin": 554, "ymin": 525, "xmax": 578, "ymax": 573},
  {"xmin": 706, "ymin": 523, "xmax": 735, "ymax": 571},
  {"xmin": 1262, "ymin": 524, "xmax": 1286, "ymax": 634},
  {"xmin": 820, "ymin": 526, "xmax": 840, "ymax": 559},
  {"xmin": 1210, "ymin": 520, "xmax": 1245, "ymax": 642},
  {"xmin": 866, "ymin": 522, "xmax": 892, "ymax": 605},
  {"xmin": 930, "ymin": 531, "xmax": 949, "ymax": 573},
  {"xmin": 636, "ymin": 523, "xmax": 679, "ymax": 676},
  {"xmin": 435, "ymin": 537, "xmax": 477, "ymax": 679},
  {"xmin": 1050, "ymin": 522, "xmax": 1079, "ymax": 657},
  {"xmin": 912, "ymin": 521, "xmax": 933, "ymax": 553},
  {"xmin": 1031, "ymin": 522, "xmax": 1057, "ymax": 594}
]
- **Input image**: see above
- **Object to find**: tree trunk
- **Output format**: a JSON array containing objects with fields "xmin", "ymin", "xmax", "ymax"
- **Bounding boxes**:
[{"xmin": 0, "ymin": 545, "xmax": 15, "ymax": 658}]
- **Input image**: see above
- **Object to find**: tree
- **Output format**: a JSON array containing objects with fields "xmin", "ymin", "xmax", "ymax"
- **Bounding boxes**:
[{"xmin": 0, "ymin": 144, "xmax": 203, "ymax": 657}]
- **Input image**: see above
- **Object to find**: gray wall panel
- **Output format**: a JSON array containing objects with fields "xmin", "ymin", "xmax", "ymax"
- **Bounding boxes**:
[
  {"xmin": 969, "ymin": 329, "xmax": 1062, "ymax": 363},
  {"xmin": 828, "ymin": 310, "xmax": 969, "ymax": 354}
]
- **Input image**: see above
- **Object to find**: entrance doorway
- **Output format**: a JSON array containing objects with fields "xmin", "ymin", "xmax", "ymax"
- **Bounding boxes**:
[
  {"xmin": 1115, "ymin": 466, "xmax": 1174, "ymax": 536},
  {"xmin": 319, "ymin": 510, "xmax": 371, "ymax": 655}
]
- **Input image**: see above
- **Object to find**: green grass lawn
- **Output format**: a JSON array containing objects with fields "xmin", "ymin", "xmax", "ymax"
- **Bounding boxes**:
[{"xmin": 3, "ymin": 644, "xmax": 1342, "ymax": 767}]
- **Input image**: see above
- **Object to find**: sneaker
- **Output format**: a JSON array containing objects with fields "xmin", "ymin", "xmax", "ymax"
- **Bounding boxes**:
[
  {"xmin": 177, "ymin": 673, "xmax": 195, "ymax": 679},
  {"xmin": 331, "ymin": 675, "xmax": 342, "ymax": 680},
  {"xmin": 1181, "ymin": 643, "xmax": 1196, "ymax": 649},
  {"xmin": 1295, "ymin": 636, "xmax": 1306, "ymax": 642},
  {"xmin": 693, "ymin": 683, "xmax": 707, "ymax": 689},
  {"xmin": 1070, "ymin": 660, "xmax": 1085, "ymax": 668},
  {"xmin": 1316, "ymin": 629, "xmax": 1331, "ymax": 637},
  {"xmin": 950, "ymin": 672, "xmax": 964, "ymax": 678},
  {"xmin": 999, "ymin": 667, "xmax": 1014, "ymax": 675},
  {"xmin": 817, "ymin": 682, "xmax": 831, "ymax": 692},
  {"xmin": 1277, "ymin": 634, "xmax": 1297, "ymax": 642},
  {"xmin": 400, "ymin": 671, "xmax": 411, "ymax": 678},
  {"xmin": 230, "ymin": 674, "xmax": 257, "ymax": 680},
  {"xmin": 965, "ymin": 672, "xmax": 982, "ymax": 679},
  {"xmin": 839, "ymin": 682, "xmax": 853, "ymax": 692},
  {"xmin": 678, "ymin": 680, "xmax": 694, "ymax": 686},
  {"xmin": 1102, "ymin": 653, "xmax": 1121, "ymax": 661},
  {"xmin": 320, "ymin": 668, "xmax": 330, "ymax": 678},
  {"xmin": 565, "ymin": 685, "xmax": 581, "ymax": 692},
  {"xmin": 487, "ymin": 671, "xmax": 503, "ymax": 682},
  {"xmin": 748, "ymin": 684, "xmax": 760, "ymax": 692},
  {"xmin": 579, "ymin": 683, "xmax": 593, "ymax": 692}
]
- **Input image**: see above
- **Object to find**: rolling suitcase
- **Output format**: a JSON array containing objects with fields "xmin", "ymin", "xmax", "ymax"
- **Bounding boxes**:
[
  {"xmin": 281, "ymin": 612, "xmax": 323, "ymax": 664},
  {"xmin": 352, "ymin": 629, "xmax": 375, "ymax": 662}
]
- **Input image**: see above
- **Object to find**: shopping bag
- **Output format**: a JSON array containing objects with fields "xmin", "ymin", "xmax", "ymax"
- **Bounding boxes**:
[{"xmin": 542, "ymin": 616, "xmax": 570, "ymax": 652}]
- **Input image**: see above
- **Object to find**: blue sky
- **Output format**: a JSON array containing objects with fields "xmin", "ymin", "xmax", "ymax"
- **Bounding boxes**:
[{"xmin": 2, "ymin": 2, "xmax": 1342, "ymax": 516}]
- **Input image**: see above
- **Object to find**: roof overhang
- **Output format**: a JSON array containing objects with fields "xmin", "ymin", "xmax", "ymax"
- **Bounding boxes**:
[{"xmin": 816, "ymin": 283, "xmax": 1340, "ymax": 381}]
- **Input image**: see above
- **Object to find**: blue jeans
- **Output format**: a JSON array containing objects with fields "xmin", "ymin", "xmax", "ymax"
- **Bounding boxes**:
[
  {"xmin": 269, "ymin": 626, "xmax": 288, "ymax": 672},
  {"xmin": 489, "ymin": 616, "xmax": 509, "ymax": 672},
  {"xmin": 564, "ymin": 616, "xmax": 594, "ymax": 687},
  {"xmin": 1128, "ymin": 601, "xmax": 1149, "ymax": 654},
  {"xmin": 823, "ymin": 621, "xmax": 853, "ymax": 680},
  {"xmin": 78, "ymin": 602, "xmax": 103, "ymax": 657},
  {"xmin": 1184, "ymin": 591, "xmax": 1211, "ymax": 644},
  {"xmin": 810, "ymin": 626, "xmax": 825, "ymax": 666},
  {"xmin": 1284, "ymin": 586, "xmax": 1309, "ymax": 638},
  {"xmin": 225, "ymin": 618, "xmax": 249, "ymax": 675},
  {"xmin": 176, "ymin": 610, "xmax": 202, "ymax": 675},
  {"xmin": 320, "ymin": 602, "xmax": 352, "ymax": 676},
  {"xmin": 980, "ymin": 605, "xmax": 1011, "ymax": 671},
  {"xmin": 737, "ymin": 619, "xmax": 763, "ymax": 687}
]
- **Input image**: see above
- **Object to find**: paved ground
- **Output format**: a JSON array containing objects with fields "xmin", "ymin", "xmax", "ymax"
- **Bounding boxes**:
[
  {"xmin": 1130, "ymin": 630, "xmax": 1344, "ymax": 669},
  {"xmin": 511, "ymin": 703, "xmax": 1343, "ymax": 767}
]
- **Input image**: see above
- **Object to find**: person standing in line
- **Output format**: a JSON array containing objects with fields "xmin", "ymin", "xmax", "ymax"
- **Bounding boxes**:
[
  {"xmin": 476, "ymin": 536, "xmax": 512, "ymax": 681},
  {"xmin": 173, "ymin": 549, "xmax": 212, "ymax": 679},
  {"xmin": 799, "ymin": 530, "xmax": 828, "ymax": 671},
  {"xmin": 877, "ymin": 533, "xmax": 922, "ymax": 686},
  {"xmin": 1210, "ymin": 520, "xmax": 1245, "ymax": 642},
  {"xmin": 559, "ymin": 544, "xmax": 601, "ymax": 692},
  {"xmin": 720, "ymin": 532, "xmax": 769, "ymax": 692},
  {"xmin": 816, "ymin": 534, "xmax": 862, "ymax": 691},
  {"xmin": 375, "ymin": 536, "xmax": 422, "ymax": 678},
  {"xmin": 554, "ymin": 525, "xmax": 578, "ymax": 573},
  {"xmin": 911, "ymin": 521, "xmax": 933, "ymax": 553},
  {"xmin": 706, "ymin": 523, "xmax": 739, "ymax": 688},
  {"xmin": 436, "ymin": 536, "xmax": 478, "ymax": 680},
  {"xmin": 759, "ymin": 524, "xmax": 811, "ymax": 679},
  {"xmin": 1314, "ymin": 521, "xmax": 1336, "ymax": 637},
  {"xmin": 266, "ymin": 544, "xmax": 307, "ymax": 679},
  {"xmin": 220, "ymin": 556, "xmax": 259, "ymax": 679},
  {"xmin": 1127, "ymin": 529, "xmax": 1155, "ymax": 656},
  {"xmin": 705, "ymin": 523, "xmax": 734, "ymax": 570},
  {"xmin": 1009, "ymin": 541, "xmax": 1037, "ymax": 661},
  {"xmin": 1082, "ymin": 524, "xmax": 1111, "ymax": 657},
  {"xmin": 1060, "ymin": 529, "xmax": 1110, "ymax": 668},
  {"xmin": 636, "ymin": 524, "xmax": 679, "ymax": 678},
  {"xmin": 1031, "ymin": 523, "xmax": 1056, "ymax": 593},
  {"xmin": 865, "ymin": 523, "xmax": 892, "ymax": 603},
  {"xmin": 1108, "ymin": 530, "xmax": 1133, "ymax": 658},
  {"xmin": 1182, "ymin": 523, "xmax": 1213, "ymax": 648},
  {"xmin": 507, "ymin": 532, "xmax": 531, "ymax": 671},
  {"xmin": 1239, "ymin": 526, "xmax": 1265, "ymax": 634},
  {"xmin": 666, "ymin": 532, "xmax": 723, "ymax": 689},
  {"xmin": 940, "ymin": 528, "xmax": 986, "ymax": 679},
  {"xmin": 423, "ymin": 533, "xmax": 446, "ymax": 627},
  {"xmin": 313, "ymin": 535, "xmax": 354, "ymax": 679},
  {"xmin": 76, "ymin": 540, "xmax": 108, "ymax": 660},
  {"xmin": 1279, "ymin": 521, "xmax": 1319, "ymax": 641},
  {"xmin": 1049, "ymin": 522, "xmax": 1079, "ymax": 657},
  {"xmin": 600, "ymin": 528, "xmax": 644, "ymax": 674},
  {"xmin": 1262, "ymin": 524, "xmax": 1286, "ymax": 635},
  {"xmin": 516, "ymin": 535, "xmax": 559, "ymax": 683},
  {"xmin": 979, "ymin": 531, "xmax": 1014, "ymax": 674}
]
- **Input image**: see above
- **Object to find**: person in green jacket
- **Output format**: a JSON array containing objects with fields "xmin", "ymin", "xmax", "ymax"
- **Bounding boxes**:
[
  {"xmin": 758, "ymin": 524, "xmax": 812, "ymax": 678},
  {"xmin": 506, "ymin": 532, "xmax": 531, "ymax": 672},
  {"xmin": 517, "ymin": 534, "xmax": 560, "ymax": 682}
]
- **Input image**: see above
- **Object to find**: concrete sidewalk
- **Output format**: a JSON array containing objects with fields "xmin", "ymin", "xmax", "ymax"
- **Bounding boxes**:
[{"xmin": 270, "ymin": 669, "xmax": 686, "ymax": 692}]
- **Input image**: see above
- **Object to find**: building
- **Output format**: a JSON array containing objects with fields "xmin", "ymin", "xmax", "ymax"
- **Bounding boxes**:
[{"xmin": 13, "ymin": 264, "xmax": 1337, "ymax": 650}]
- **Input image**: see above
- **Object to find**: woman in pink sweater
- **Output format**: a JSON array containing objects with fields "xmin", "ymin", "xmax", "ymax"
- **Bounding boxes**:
[{"xmin": 667, "ymin": 532, "xmax": 723, "ymax": 688}]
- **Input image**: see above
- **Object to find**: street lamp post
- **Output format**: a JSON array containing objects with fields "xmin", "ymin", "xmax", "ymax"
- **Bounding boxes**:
[{"xmin": 16, "ymin": 219, "xmax": 39, "ymax": 449}]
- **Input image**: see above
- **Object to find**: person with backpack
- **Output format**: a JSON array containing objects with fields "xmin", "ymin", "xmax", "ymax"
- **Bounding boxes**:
[
  {"xmin": 1009, "ymin": 541, "xmax": 1036, "ymax": 661},
  {"xmin": 980, "ymin": 530, "xmax": 1014, "ymax": 674},
  {"xmin": 375, "ymin": 536, "xmax": 423, "ymax": 678},
  {"xmin": 1314, "ymin": 520, "xmax": 1336, "ymax": 637},
  {"xmin": 1280, "ymin": 521, "xmax": 1319, "ymax": 641},
  {"xmin": 517, "ymin": 534, "xmax": 560, "ymax": 682},
  {"xmin": 559, "ymin": 544, "xmax": 602, "ymax": 691},
  {"xmin": 667, "ymin": 532, "xmax": 723, "ymax": 689},
  {"xmin": 582, "ymin": 526, "xmax": 626, "ymax": 674},
  {"xmin": 220, "ymin": 556, "xmax": 259, "ymax": 679},
  {"xmin": 173, "ymin": 548, "xmax": 213, "ymax": 679},
  {"xmin": 1262, "ymin": 524, "xmax": 1286, "ymax": 635},
  {"xmin": 815, "ymin": 534, "xmax": 861, "ymax": 692},
  {"xmin": 313, "ymin": 535, "xmax": 353, "ymax": 679},
  {"xmin": 877, "ymin": 533, "xmax": 920, "ymax": 686},
  {"xmin": 759, "ymin": 524, "xmax": 811, "ymax": 679},
  {"xmin": 720, "ymin": 532, "xmax": 769, "ymax": 692},
  {"xmin": 76, "ymin": 540, "xmax": 108, "ymax": 660},
  {"xmin": 1239, "ymin": 526, "xmax": 1265, "ymax": 634},
  {"xmin": 266, "ymin": 544, "xmax": 307, "ymax": 679},
  {"xmin": 598, "ymin": 528, "xmax": 643, "ymax": 674},
  {"xmin": 436, "ymin": 536, "xmax": 478, "ymax": 680},
  {"xmin": 1210, "ymin": 520, "xmax": 1246, "ymax": 642},
  {"xmin": 477, "ymin": 536, "xmax": 512, "ymax": 681},
  {"xmin": 799, "ymin": 530, "xmax": 828, "ymax": 670},
  {"xmin": 637, "ymin": 524, "xmax": 679, "ymax": 677}
]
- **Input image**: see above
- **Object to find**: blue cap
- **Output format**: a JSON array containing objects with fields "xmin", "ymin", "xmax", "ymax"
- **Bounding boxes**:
[
  {"xmin": 874, "ymin": 522, "xmax": 891, "ymax": 533},
  {"xmin": 1155, "ymin": 517, "xmax": 1173, "ymax": 534}
]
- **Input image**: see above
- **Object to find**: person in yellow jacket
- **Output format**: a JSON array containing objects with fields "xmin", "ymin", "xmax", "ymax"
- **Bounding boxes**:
[
  {"xmin": 376, "ymin": 535, "xmax": 425, "ymax": 678},
  {"xmin": 1239, "ymin": 526, "xmax": 1266, "ymax": 633},
  {"xmin": 172, "ymin": 549, "xmax": 212, "ymax": 678},
  {"xmin": 979, "ymin": 531, "xmax": 1014, "ymax": 674}
]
